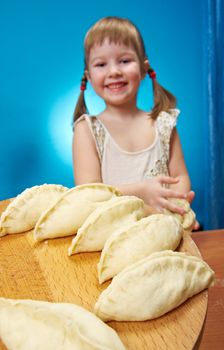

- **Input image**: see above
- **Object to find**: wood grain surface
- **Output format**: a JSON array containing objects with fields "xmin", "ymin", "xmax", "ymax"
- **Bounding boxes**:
[
  {"xmin": 192, "ymin": 230, "xmax": 224, "ymax": 350},
  {"xmin": 0, "ymin": 199, "xmax": 208, "ymax": 350}
]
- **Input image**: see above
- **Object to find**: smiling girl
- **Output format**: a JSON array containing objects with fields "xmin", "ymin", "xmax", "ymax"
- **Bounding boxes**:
[{"xmin": 72, "ymin": 16, "xmax": 198, "ymax": 220}]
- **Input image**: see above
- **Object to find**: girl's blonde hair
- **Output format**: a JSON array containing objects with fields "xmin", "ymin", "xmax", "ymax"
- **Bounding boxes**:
[{"xmin": 73, "ymin": 16, "xmax": 176, "ymax": 122}]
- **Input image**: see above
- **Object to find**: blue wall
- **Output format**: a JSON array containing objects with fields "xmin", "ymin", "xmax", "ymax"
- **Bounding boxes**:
[{"xmin": 0, "ymin": 1, "xmax": 206, "ymax": 227}]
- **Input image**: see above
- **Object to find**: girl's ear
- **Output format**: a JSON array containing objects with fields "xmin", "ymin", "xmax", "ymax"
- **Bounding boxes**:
[
  {"xmin": 85, "ymin": 69, "xmax": 90, "ymax": 81},
  {"xmin": 142, "ymin": 60, "xmax": 150, "ymax": 79}
]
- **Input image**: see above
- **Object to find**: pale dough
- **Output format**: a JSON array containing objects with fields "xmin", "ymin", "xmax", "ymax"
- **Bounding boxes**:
[
  {"xmin": 0, "ymin": 184, "xmax": 67, "ymax": 236},
  {"xmin": 0, "ymin": 297, "xmax": 126, "ymax": 350},
  {"xmin": 34, "ymin": 183, "xmax": 121, "ymax": 241},
  {"xmin": 94, "ymin": 250, "xmax": 215, "ymax": 321},
  {"xmin": 98, "ymin": 214, "xmax": 183, "ymax": 283},
  {"xmin": 164, "ymin": 199, "xmax": 196, "ymax": 230},
  {"xmin": 68, "ymin": 196, "xmax": 144, "ymax": 255}
]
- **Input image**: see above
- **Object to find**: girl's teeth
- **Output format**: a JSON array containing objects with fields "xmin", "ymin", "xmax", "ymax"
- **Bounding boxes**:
[{"xmin": 108, "ymin": 83, "xmax": 125, "ymax": 88}]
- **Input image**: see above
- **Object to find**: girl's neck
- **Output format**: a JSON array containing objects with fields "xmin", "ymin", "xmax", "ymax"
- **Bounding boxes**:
[{"xmin": 103, "ymin": 102, "xmax": 141, "ymax": 120}]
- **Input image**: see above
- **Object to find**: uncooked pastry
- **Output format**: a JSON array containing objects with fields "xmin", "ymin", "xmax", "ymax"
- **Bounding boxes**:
[
  {"xmin": 94, "ymin": 250, "xmax": 215, "ymax": 321},
  {"xmin": 0, "ymin": 184, "xmax": 67, "ymax": 237},
  {"xmin": 0, "ymin": 297, "xmax": 126, "ymax": 350},
  {"xmin": 164, "ymin": 199, "xmax": 196, "ymax": 230},
  {"xmin": 98, "ymin": 214, "xmax": 183, "ymax": 283},
  {"xmin": 68, "ymin": 196, "xmax": 144, "ymax": 255},
  {"xmin": 34, "ymin": 183, "xmax": 121, "ymax": 241}
]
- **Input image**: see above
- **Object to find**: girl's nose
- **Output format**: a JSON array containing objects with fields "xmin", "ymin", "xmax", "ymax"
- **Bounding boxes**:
[{"xmin": 108, "ymin": 64, "xmax": 122, "ymax": 77}]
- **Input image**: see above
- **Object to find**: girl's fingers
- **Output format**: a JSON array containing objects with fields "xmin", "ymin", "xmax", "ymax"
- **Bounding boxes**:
[
  {"xmin": 186, "ymin": 190, "xmax": 195, "ymax": 203},
  {"xmin": 166, "ymin": 201, "xmax": 185, "ymax": 215},
  {"xmin": 193, "ymin": 219, "xmax": 200, "ymax": 231},
  {"xmin": 160, "ymin": 198, "xmax": 185, "ymax": 215},
  {"xmin": 159, "ymin": 176, "xmax": 179, "ymax": 185},
  {"xmin": 162, "ymin": 188, "xmax": 187, "ymax": 200}
]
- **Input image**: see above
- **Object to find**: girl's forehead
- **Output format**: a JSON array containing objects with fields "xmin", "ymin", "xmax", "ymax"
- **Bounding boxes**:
[{"xmin": 88, "ymin": 39, "xmax": 137, "ymax": 57}]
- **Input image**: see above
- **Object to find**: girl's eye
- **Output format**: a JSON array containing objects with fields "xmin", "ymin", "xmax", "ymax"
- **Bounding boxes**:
[
  {"xmin": 120, "ymin": 59, "xmax": 131, "ymax": 64},
  {"xmin": 95, "ymin": 63, "xmax": 105, "ymax": 67}
]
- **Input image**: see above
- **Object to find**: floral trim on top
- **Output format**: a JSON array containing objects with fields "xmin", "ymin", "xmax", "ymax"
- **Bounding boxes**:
[
  {"xmin": 145, "ymin": 109, "xmax": 180, "ymax": 178},
  {"xmin": 90, "ymin": 117, "xmax": 105, "ymax": 162},
  {"xmin": 146, "ymin": 159, "xmax": 169, "ymax": 178}
]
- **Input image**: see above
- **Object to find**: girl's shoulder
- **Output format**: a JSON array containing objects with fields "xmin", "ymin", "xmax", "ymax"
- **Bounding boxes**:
[
  {"xmin": 74, "ymin": 114, "xmax": 105, "ymax": 162},
  {"xmin": 74, "ymin": 114, "xmax": 98, "ymax": 127},
  {"xmin": 156, "ymin": 108, "xmax": 180, "ymax": 122},
  {"xmin": 155, "ymin": 108, "xmax": 180, "ymax": 144},
  {"xmin": 74, "ymin": 114, "xmax": 104, "ymax": 135},
  {"xmin": 156, "ymin": 108, "xmax": 180, "ymax": 130}
]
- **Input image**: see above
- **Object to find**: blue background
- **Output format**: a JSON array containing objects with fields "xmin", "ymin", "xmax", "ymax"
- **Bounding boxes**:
[{"xmin": 0, "ymin": 1, "xmax": 207, "ymax": 227}]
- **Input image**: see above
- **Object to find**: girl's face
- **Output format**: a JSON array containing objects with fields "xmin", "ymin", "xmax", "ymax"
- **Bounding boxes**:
[{"xmin": 86, "ymin": 39, "xmax": 148, "ymax": 107}]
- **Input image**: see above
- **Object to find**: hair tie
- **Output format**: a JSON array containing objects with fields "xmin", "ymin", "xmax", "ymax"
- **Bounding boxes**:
[
  {"xmin": 80, "ymin": 74, "xmax": 87, "ymax": 91},
  {"xmin": 148, "ymin": 67, "xmax": 156, "ymax": 80}
]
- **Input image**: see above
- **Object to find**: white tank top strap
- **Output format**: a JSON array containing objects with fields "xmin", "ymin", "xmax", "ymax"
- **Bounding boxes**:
[{"xmin": 74, "ymin": 114, "xmax": 105, "ymax": 162}]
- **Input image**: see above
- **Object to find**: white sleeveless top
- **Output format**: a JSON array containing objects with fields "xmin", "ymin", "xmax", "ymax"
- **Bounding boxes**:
[{"xmin": 74, "ymin": 109, "xmax": 180, "ymax": 185}]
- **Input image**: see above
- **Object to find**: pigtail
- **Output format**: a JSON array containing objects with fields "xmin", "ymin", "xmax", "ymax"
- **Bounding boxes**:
[
  {"xmin": 148, "ymin": 68, "xmax": 177, "ymax": 119},
  {"xmin": 73, "ymin": 73, "xmax": 88, "ymax": 125}
]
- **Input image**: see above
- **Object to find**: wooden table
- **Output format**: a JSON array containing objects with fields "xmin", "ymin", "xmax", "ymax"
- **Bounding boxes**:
[
  {"xmin": 0, "ymin": 199, "xmax": 215, "ymax": 349},
  {"xmin": 192, "ymin": 230, "xmax": 224, "ymax": 350}
]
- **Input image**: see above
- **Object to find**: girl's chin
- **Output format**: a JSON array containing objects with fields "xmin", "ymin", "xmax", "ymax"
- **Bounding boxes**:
[
  {"xmin": 105, "ymin": 100, "xmax": 136, "ymax": 108},
  {"xmin": 103, "ymin": 93, "xmax": 136, "ymax": 105}
]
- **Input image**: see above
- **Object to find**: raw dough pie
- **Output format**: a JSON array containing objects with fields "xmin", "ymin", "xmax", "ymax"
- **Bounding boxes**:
[
  {"xmin": 94, "ymin": 250, "xmax": 215, "ymax": 321},
  {"xmin": 0, "ymin": 184, "xmax": 67, "ymax": 237},
  {"xmin": 68, "ymin": 196, "xmax": 144, "ymax": 256},
  {"xmin": 0, "ymin": 298, "xmax": 126, "ymax": 350},
  {"xmin": 34, "ymin": 183, "xmax": 121, "ymax": 241},
  {"xmin": 164, "ymin": 199, "xmax": 196, "ymax": 230},
  {"xmin": 98, "ymin": 214, "xmax": 183, "ymax": 283}
]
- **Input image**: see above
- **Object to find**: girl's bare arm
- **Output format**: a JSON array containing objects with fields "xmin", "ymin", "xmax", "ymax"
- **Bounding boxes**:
[
  {"xmin": 73, "ymin": 120, "xmax": 102, "ymax": 184},
  {"xmin": 168, "ymin": 128, "xmax": 191, "ymax": 193},
  {"xmin": 167, "ymin": 128, "xmax": 200, "ymax": 228}
]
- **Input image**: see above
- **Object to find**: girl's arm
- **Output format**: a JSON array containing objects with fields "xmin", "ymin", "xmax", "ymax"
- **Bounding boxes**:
[
  {"xmin": 73, "ymin": 120, "xmax": 102, "ymax": 184},
  {"xmin": 168, "ymin": 128, "xmax": 200, "ymax": 228},
  {"xmin": 168, "ymin": 128, "xmax": 191, "ymax": 193}
]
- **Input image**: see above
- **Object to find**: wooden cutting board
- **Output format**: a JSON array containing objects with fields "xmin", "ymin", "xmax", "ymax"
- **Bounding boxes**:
[{"xmin": 0, "ymin": 199, "xmax": 208, "ymax": 350}]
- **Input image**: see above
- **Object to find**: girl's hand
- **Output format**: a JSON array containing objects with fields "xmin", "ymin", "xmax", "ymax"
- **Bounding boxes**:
[
  {"xmin": 141, "ymin": 180, "xmax": 200, "ymax": 230},
  {"xmin": 185, "ymin": 190, "xmax": 200, "ymax": 230},
  {"xmin": 140, "ymin": 176, "xmax": 188, "ymax": 215}
]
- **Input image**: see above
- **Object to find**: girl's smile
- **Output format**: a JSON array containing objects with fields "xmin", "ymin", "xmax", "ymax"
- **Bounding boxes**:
[{"xmin": 105, "ymin": 81, "xmax": 128, "ymax": 93}]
